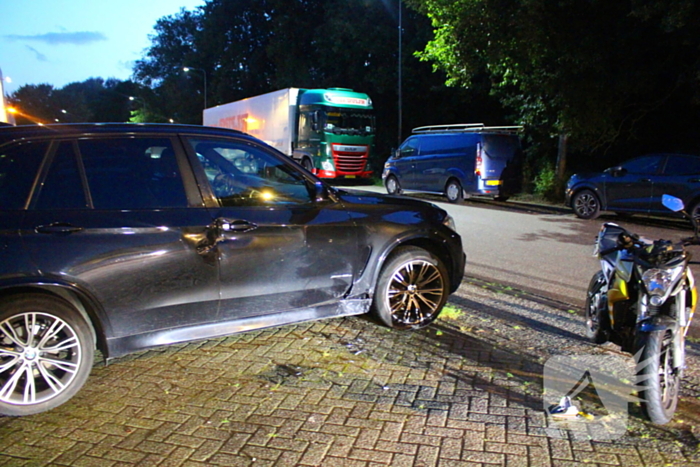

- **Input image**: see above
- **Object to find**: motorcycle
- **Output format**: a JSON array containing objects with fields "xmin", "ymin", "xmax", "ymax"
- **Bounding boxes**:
[{"xmin": 585, "ymin": 194, "xmax": 697, "ymax": 424}]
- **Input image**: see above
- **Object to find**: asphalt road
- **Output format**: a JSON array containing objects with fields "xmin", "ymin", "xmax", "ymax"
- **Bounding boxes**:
[{"xmin": 348, "ymin": 185, "xmax": 700, "ymax": 334}]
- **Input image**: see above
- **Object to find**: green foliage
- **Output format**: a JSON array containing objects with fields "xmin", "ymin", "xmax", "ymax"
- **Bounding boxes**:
[
  {"xmin": 533, "ymin": 163, "xmax": 557, "ymax": 201},
  {"xmin": 409, "ymin": 0, "xmax": 700, "ymax": 163},
  {"xmin": 9, "ymin": 78, "xmax": 147, "ymax": 124}
]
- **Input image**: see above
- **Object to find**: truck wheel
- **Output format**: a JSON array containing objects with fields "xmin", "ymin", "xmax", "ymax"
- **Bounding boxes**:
[
  {"xmin": 371, "ymin": 246, "xmax": 449, "ymax": 330},
  {"xmin": 0, "ymin": 294, "xmax": 95, "ymax": 416},
  {"xmin": 301, "ymin": 158, "xmax": 314, "ymax": 173},
  {"xmin": 445, "ymin": 179, "xmax": 463, "ymax": 203},
  {"xmin": 385, "ymin": 175, "xmax": 402, "ymax": 195}
]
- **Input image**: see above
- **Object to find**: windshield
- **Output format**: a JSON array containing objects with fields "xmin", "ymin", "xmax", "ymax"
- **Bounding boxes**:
[{"xmin": 322, "ymin": 109, "xmax": 375, "ymax": 136}]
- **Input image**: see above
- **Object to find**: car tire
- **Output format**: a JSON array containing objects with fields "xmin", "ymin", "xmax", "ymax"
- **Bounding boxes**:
[
  {"xmin": 572, "ymin": 189, "xmax": 601, "ymax": 219},
  {"xmin": 0, "ymin": 294, "xmax": 95, "ymax": 416},
  {"xmin": 385, "ymin": 175, "xmax": 402, "ymax": 195},
  {"xmin": 690, "ymin": 201, "xmax": 700, "ymax": 226},
  {"xmin": 445, "ymin": 179, "xmax": 463, "ymax": 203},
  {"xmin": 371, "ymin": 246, "xmax": 449, "ymax": 330}
]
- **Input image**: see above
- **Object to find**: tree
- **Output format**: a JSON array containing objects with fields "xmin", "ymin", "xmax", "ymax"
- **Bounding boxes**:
[
  {"xmin": 9, "ymin": 79, "xmax": 151, "ymax": 124},
  {"xmin": 409, "ymin": 0, "xmax": 700, "ymax": 190},
  {"xmin": 133, "ymin": 0, "xmax": 505, "ymax": 161}
]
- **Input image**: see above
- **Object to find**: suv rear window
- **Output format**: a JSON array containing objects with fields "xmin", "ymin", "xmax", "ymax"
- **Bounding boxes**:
[
  {"xmin": 79, "ymin": 137, "xmax": 188, "ymax": 210},
  {"xmin": 0, "ymin": 141, "xmax": 49, "ymax": 209}
]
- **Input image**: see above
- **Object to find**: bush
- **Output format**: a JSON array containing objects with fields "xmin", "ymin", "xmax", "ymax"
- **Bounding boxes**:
[{"xmin": 534, "ymin": 163, "xmax": 558, "ymax": 200}]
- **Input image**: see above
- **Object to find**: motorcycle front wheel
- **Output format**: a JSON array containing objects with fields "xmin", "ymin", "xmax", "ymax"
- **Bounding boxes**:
[
  {"xmin": 585, "ymin": 271, "xmax": 610, "ymax": 344},
  {"xmin": 636, "ymin": 330, "xmax": 681, "ymax": 425}
]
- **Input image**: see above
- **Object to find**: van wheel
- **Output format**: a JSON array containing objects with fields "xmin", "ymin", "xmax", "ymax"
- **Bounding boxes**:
[
  {"xmin": 385, "ymin": 175, "xmax": 402, "ymax": 195},
  {"xmin": 0, "ymin": 294, "xmax": 95, "ymax": 416},
  {"xmin": 445, "ymin": 179, "xmax": 463, "ymax": 203}
]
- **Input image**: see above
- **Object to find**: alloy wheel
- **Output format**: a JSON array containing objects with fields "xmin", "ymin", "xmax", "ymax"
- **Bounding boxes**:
[
  {"xmin": 386, "ymin": 259, "xmax": 445, "ymax": 327},
  {"xmin": 0, "ymin": 312, "xmax": 83, "ymax": 406}
]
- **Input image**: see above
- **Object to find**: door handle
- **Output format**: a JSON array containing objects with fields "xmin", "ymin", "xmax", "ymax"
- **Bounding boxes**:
[
  {"xmin": 639, "ymin": 178, "xmax": 652, "ymax": 183},
  {"xmin": 688, "ymin": 178, "xmax": 700, "ymax": 183},
  {"xmin": 198, "ymin": 219, "xmax": 257, "ymax": 255},
  {"xmin": 220, "ymin": 219, "xmax": 257, "ymax": 233},
  {"xmin": 35, "ymin": 223, "xmax": 83, "ymax": 235}
]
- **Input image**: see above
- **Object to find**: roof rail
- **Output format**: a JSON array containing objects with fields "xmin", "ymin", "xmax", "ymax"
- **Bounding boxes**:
[{"xmin": 412, "ymin": 123, "xmax": 523, "ymax": 134}]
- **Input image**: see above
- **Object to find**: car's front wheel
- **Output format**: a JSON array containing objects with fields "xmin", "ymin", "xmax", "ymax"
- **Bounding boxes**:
[
  {"xmin": 372, "ymin": 246, "xmax": 449, "ymax": 330},
  {"xmin": 572, "ymin": 189, "xmax": 601, "ymax": 219},
  {"xmin": 385, "ymin": 175, "xmax": 402, "ymax": 195},
  {"xmin": 0, "ymin": 294, "xmax": 95, "ymax": 416}
]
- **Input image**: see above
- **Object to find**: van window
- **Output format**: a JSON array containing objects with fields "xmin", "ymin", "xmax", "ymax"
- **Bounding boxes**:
[
  {"xmin": 482, "ymin": 135, "xmax": 520, "ymax": 160},
  {"xmin": 399, "ymin": 137, "xmax": 419, "ymax": 157},
  {"xmin": 419, "ymin": 134, "xmax": 470, "ymax": 156}
]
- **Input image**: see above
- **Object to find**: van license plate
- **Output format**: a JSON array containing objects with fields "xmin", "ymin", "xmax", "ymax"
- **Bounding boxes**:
[{"xmin": 486, "ymin": 180, "xmax": 502, "ymax": 186}]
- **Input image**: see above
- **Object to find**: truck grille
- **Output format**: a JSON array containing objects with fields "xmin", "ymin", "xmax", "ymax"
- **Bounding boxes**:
[{"xmin": 332, "ymin": 144, "xmax": 369, "ymax": 174}]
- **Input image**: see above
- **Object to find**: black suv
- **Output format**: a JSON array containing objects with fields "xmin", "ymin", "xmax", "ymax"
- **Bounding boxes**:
[
  {"xmin": 0, "ymin": 123, "xmax": 465, "ymax": 416},
  {"xmin": 566, "ymin": 153, "xmax": 700, "ymax": 219}
]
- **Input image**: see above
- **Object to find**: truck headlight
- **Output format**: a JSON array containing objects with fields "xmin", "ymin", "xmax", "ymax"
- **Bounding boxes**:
[{"xmin": 321, "ymin": 160, "xmax": 335, "ymax": 171}]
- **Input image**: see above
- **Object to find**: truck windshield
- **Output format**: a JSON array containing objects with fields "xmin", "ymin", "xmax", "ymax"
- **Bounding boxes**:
[{"xmin": 323, "ymin": 109, "xmax": 374, "ymax": 136}]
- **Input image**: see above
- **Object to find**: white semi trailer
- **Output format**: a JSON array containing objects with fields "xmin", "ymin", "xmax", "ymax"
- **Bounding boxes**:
[{"xmin": 204, "ymin": 87, "xmax": 375, "ymax": 179}]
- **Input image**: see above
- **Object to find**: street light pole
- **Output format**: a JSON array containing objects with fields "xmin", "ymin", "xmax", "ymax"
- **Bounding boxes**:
[
  {"xmin": 183, "ymin": 67, "xmax": 207, "ymax": 110},
  {"xmin": 397, "ymin": 0, "xmax": 403, "ymax": 147}
]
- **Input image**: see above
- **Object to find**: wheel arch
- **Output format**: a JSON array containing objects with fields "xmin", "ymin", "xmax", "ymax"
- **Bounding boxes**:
[
  {"xmin": 569, "ymin": 184, "xmax": 605, "ymax": 209},
  {"xmin": 368, "ymin": 234, "xmax": 461, "ymax": 297},
  {"xmin": 0, "ymin": 283, "xmax": 110, "ymax": 359}
]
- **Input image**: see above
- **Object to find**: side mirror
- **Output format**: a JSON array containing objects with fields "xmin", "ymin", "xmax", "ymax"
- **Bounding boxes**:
[
  {"xmin": 313, "ymin": 180, "xmax": 328, "ymax": 202},
  {"xmin": 311, "ymin": 111, "xmax": 319, "ymax": 132},
  {"xmin": 662, "ymin": 194, "xmax": 684, "ymax": 212}
]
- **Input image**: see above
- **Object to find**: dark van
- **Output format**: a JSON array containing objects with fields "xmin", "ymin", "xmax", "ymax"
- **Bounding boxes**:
[{"xmin": 382, "ymin": 124, "xmax": 523, "ymax": 202}]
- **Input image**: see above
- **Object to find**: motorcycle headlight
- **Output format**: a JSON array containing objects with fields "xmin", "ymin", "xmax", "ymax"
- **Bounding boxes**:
[{"xmin": 642, "ymin": 265, "xmax": 684, "ymax": 301}]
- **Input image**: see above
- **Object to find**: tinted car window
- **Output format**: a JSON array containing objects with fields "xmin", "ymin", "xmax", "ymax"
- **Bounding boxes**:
[
  {"xmin": 35, "ymin": 141, "xmax": 87, "ymax": 210},
  {"xmin": 664, "ymin": 155, "xmax": 700, "ymax": 175},
  {"xmin": 621, "ymin": 155, "xmax": 663, "ymax": 174},
  {"xmin": 420, "ymin": 135, "xmax": 467, "ymax": 156},
  {"xmin": 399, "ymin": 137, "xmax": 419, "ymax": 157},
  {"xmin": 0, "ymin": 141, "xmax": 49, "ymax": 209},
  {"xmin": 189, "ymin": 138, "xmax": 314, "ymax": 206},
  {"xmin": 79, "ymin": 137, "xmax": 188, "ymax": 210}
]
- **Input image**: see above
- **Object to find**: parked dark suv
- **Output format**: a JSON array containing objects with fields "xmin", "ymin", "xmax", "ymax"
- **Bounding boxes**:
[
  {"xmin": 0, "ymin": 123, "xmax": 465, "ymax": 416},
  {"xmin": 566, "ymin": 153, "xmax": 700, "ymax": 219}
]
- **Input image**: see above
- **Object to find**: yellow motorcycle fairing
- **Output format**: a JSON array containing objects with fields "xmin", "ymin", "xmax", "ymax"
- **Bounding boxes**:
[{"xmin": 607, "ymin": 276, "xmax": 629, "ymax": 327}]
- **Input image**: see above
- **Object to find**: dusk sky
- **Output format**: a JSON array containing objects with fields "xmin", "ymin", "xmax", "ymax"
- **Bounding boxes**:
[{"xmin": 0, "ymin": 0, "xmax": 206, "ymax": 95}]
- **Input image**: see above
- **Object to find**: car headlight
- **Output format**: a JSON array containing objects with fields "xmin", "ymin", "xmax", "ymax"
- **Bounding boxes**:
[
  {"xmin": 443, "ymin": 214, "xmax": 457, "ymax": 233},
  {"xmin": 642, "ymin": 265, "xmax": 684, "ymax": 304}
]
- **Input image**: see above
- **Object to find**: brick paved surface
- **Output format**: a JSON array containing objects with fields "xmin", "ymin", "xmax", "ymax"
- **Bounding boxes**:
[{"xmin": 1, "ymin": 281, "xmax": 699, "ymax": 466}]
